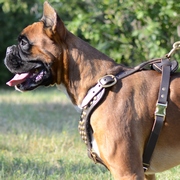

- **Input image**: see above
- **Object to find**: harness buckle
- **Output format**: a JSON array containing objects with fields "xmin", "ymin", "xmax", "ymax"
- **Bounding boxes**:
[
  {"xmin": 155, "ymin": 102, "xmax": 167, "ymax": 120},
  {"xmin": 98, "ymin": 75, "xmax": 117, "ymax": 88},
  {"xmin": 90, "ymin": 150, "xmax": 98, "ymax": 164},
  {"xmin": 143, "ymin": 163, "xmax": 149, "ymax": 172}
]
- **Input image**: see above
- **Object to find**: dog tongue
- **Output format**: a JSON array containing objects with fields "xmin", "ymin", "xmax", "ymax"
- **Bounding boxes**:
[{"xmin": 6, "ymin": 73, "xmax": 29, "ymax": 86}]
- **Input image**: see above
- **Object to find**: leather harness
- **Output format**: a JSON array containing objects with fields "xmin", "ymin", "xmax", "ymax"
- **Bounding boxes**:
[{"xmin": 78, "ymin": 57, "xmax": 178, "ymax": 171}]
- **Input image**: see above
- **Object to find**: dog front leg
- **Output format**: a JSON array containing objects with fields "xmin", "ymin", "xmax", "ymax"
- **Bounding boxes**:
[
  {"xmin": 108, "ymin": 160, "xmax": 144, "ymax": 180},
  {"xmin": 97, "ymin": 140, "xmax": 145, "ymax": 180}
]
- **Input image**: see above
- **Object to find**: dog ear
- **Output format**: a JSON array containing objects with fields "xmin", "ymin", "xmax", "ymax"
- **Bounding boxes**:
[{"xmin": 41, "ymin": 1, "xmax": 66, "ymax": 39}]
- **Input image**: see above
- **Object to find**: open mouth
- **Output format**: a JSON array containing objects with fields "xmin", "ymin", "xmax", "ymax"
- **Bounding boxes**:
[{"xmin": 6, "ymin": 66, "xmax": 52, "ymax": 91}]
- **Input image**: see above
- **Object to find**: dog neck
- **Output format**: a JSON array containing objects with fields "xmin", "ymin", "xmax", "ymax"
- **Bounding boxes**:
[{"xmin": 58, "ymin": 31, "xmax": 120, "ymax": 106}]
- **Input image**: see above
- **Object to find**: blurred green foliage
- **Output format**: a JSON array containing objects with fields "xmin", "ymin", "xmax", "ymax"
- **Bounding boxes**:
[{"xmin": 1, "ymin": 0, "xmax": 180, "ymax": 85}]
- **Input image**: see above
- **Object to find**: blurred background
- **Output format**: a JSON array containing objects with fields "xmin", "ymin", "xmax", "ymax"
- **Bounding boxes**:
[{"xmin": 1, "ymin": 0, "xmax": 180, "ymax": 85}]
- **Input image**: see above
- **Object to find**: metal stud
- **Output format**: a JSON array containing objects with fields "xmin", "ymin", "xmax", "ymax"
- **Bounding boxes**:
[
  {"xmin": 84, "ymin": 136, "xmax": 87, "ymax": 140},
  {"xmin": 83, "ymin": 111, "xmax": 86, "ymax": 116},
  {"xmin": 83, "ymin": 105, "xmax": 88, "ymax": 110}
]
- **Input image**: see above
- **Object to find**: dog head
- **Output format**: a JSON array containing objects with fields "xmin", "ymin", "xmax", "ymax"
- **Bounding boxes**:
[{"xmin": 4, "ymin": 1, "xmax": 67, "ymax": 91}]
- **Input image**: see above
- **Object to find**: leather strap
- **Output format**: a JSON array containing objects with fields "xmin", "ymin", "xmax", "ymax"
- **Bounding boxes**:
[
  {"xmin": 80, "ymin": 75, "xmax": 116, "ymax": 108},
  {"xmin": 143, "ymin": 58, "xmax": 171, "ymax": 171},
  {"xmin": 79, "ymin": 57, "xmax": 174, "ymax": 171},
  {"xmin": 81, "ymin": 58, "xmax": 163, "ymax": 109},
  {"xmin": 152, "ymin": 59, "xmax": 178, "ymax": 73}
]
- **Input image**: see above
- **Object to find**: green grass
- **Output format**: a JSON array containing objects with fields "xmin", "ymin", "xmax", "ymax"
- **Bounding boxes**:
[{"xmin": 0, "ymin": 87, "xmax": 179, "ymax": 180}]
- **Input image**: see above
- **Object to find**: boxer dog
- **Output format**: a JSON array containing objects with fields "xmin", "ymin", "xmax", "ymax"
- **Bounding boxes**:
[{"xmin": 4, "ymin": 2, "xmax": 180, "ymax": 180}]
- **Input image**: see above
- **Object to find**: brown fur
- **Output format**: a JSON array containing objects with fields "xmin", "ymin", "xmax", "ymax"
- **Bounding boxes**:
[{"xmin": 10, "ymin": 2, "xmax": 180, "ymax": 179}]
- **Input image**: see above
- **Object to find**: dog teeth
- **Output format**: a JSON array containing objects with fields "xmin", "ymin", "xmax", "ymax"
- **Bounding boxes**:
[{"xmin": 35, "ymin": 71, "xmax": 43, "ymax": 82}]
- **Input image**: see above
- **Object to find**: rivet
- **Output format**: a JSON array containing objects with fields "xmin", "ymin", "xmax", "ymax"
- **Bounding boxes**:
[
  {"xmin": 162, "ymin": 87, "xmax": 166, "ymax": 91},
  {"xmin": 93, "ymin": 96, "xmax": 97, "ymax": 101},
  {"xmin": 161, "ymin": 94, "xmax": 164, "ymax": 98}
]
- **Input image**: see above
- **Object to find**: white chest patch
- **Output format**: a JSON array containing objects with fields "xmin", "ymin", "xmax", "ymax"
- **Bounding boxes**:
[{"xmin": 91, "ymin": 135, "xmax": 101, "ymax": 157}]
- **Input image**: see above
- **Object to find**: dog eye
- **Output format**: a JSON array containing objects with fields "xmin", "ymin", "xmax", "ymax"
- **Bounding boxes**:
[
  {"xmin": 21, "ymin": 39, "xmax": 28, "ymax": 46},
  {"xmin": 19, "ymin": 37, "xmax": 30, "ymax": 51}
]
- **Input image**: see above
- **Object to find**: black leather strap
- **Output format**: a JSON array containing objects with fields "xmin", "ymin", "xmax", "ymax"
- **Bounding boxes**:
[
  {"xmin": 79, "ymin": 57, "xmax": 174, "ymax": 171},
  {"xmin": 143, "ymin": 58, "xmax": 171, "ymax": 171},
  {"xmin": 152, "ymin": 59, "xmax": 178, "ymax": 73},
  {"xmin": 81, "ymin": 58, "xmax": 164, "ymax": 109}
]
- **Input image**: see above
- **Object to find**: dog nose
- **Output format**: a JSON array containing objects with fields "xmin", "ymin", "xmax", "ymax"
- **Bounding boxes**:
[{"xmin": 6, "ymin": 45, "xmax": 16, "ymax": 55}]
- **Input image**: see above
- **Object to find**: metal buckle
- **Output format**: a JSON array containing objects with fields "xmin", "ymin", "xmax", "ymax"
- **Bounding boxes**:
[
  {"xmin": 90, "ymin": 150, "xmax": 98, "ymax": 164},
  {"xmin": 155, "ymin": 102, "xmax": 167, "ymax": 120},
  {"xmin": 98, "ymin": 75, "xmax": 117, "ymax": 88},
  {"xmin": 143, "ymin": 163, "xmax": 149, "ymax": 172}
]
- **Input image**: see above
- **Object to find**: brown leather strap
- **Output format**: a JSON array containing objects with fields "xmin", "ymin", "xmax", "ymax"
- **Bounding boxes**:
[{"xmin": 143, "ymin": 58, "xmax": 171, "ymax": 171}]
